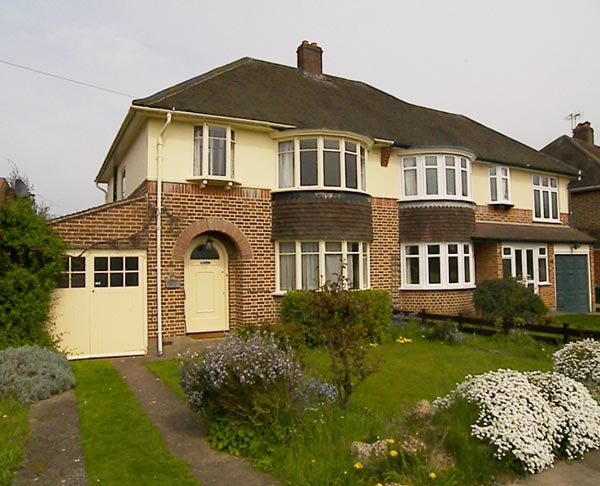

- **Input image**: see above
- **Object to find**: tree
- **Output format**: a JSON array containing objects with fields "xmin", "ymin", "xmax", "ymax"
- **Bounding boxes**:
[{"xmin": 0, "ymin": 196, "xmax": 65, "ymax": 348}]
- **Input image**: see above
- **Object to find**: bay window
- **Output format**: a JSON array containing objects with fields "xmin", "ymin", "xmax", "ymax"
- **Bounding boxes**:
[
  {"xmin": 276, "ymin": 241, "xmax": 370, "ymax": 292},
  {"xmin": 277, "ymin": 137, "xmax": 367, "ymax": 191},
  {"xmin": 401, "ymin": 242, "xmax": 474, "ymax": 289},
  {"xmin": 533, "ymin": 175, "xmax": 559, "ymax": 222},
  {"xmin": 193, "ymin": 124, "xmax": 235, "ymax": 179},
  {"xmin": 401, "ymin": 154, "xmax": 471, "ymax": 201}
]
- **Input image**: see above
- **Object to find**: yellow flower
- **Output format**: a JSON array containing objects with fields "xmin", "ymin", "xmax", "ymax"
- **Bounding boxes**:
[
  {"xmin": 2, "ymin": 414, "xmax": 7, "ymax": 419},
  {"xmin": 311, "ymin": 459, "xmax": 316, "ymax": 464},
  {"xmin": 369, "ymin": 342, "xmax": 378, "ymax": 348},
  {"xmin": 376, "ymin": 483, "xmax": 383, "ymax": 486},
  {"xmin": 389, "ymin": 449, "xmax": 398, "ymax": 457},
  {"xmin": 386, "ymin": 438, "xmax": 395, "ymax": 445},
  {"xmin": 429, "ymin": 471, "xmax": 437, "ymax": 479},
  {"xmin": 353, "ymin": 461, "xmax": 364, "ymax": 470}
]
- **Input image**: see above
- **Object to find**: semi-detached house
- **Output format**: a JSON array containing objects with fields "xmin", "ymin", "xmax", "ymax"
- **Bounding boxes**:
[{"xmin": 51, "ymin": 41, "xmax": 595, "ymax": 359}]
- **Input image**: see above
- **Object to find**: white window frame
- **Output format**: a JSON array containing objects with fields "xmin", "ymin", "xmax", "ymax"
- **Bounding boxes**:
[
  {"xmin": 277, "ymin": 137, "xmax": 367, "ymax": 192},
  {"xmin": 119, "ymin": 167, "xmax": 126, "ymax": 200},
  {"xmin": 532, "ymin": 174, "xmax": 559, "ymax": 222},
  {"xmin": 502, "ymin": 244, "xmax": 549, "ymax": 292},
  {"xmin": 489, "ymin": 166, "xmax": 511, "ymax": 204},
  {"xmin": 401, "ymin": 242, "xmax": 474, "ymax": 289},
  {"xmin": 401, "ymin": 154, "xmax": 472, "ymax": 201},
  {"xmin": 275, "ymin": 240, "xmax": 370, "ymax": 292},
  {"xmin": 193, "ymin": 124, "xmax": 236, "ymax": 180}
]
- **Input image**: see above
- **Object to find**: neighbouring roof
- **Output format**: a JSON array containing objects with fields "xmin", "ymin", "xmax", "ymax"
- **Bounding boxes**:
[
  {"xmin": 473, "ymin": 222, "xmax": 595, "ymax": 244},
  {"xmin": 133, "ymin": 57, "xmax": 576, "ymax": 176},
  {"xmin": 541, "ymin": 135, "xmax": 600, "ymax": 190}
]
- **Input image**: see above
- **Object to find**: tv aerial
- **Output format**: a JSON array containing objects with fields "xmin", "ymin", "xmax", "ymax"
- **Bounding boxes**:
[{"xmin": 565, "ymin": 112, "xmax": 582, "ymax": 131}]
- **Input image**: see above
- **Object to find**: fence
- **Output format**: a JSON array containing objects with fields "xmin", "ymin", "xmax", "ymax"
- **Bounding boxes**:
[{"xmin": 395, "ymin": 309, "xmax": 600, "ymax": 345}]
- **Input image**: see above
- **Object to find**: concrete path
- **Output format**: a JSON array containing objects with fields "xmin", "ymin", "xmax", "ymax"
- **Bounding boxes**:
[
  {"xmin": 112, "ymin": 356, "xmax": 280, "ymax": 486},
  {"xmin": 12, "ymin": 390, "xmax": 87, "ymax": 486}
]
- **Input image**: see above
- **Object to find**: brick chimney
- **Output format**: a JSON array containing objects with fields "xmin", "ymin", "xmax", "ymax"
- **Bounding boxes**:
[
  {"xmin": 297, "ymin": 40, "xmax": 323, "ymax": 76},
  {"xmin": 573, "ymin": 121, "xmax": 594, "ymax": 145}
]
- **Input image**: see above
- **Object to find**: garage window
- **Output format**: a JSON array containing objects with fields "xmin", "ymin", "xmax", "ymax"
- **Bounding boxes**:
[
  {"xmin": 94, "ymin": 256, "xmax": 139, "ymax": 288},
  {"xmin": 57, "ymin": 256, "xmax": 86, "ymax": 288}
]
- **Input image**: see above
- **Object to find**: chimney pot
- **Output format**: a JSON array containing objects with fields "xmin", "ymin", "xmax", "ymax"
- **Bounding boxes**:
[
  {"xmin": 297, "ymin": 41, "xmax": 323, "ymax": 76},
  {"xmin": 573, "ymin": 121, "xmax": 594, "ymax": 145}
]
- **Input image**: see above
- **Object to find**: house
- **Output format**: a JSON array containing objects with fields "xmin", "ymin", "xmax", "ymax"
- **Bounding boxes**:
[
  {"xmin": 0, "ymin": 178, "xmax": 9, "ymax": 206},
  {"xmin": 542, "ymin": 121, "xmax": 600, "ymax": 291},
  {"xmin": 50, "ymin": 41, "xmax": 595, "ymax": 359}
]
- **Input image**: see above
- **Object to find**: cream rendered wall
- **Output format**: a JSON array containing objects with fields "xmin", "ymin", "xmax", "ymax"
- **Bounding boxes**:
[
  {"xmin": 119, "ymin": 123, "xmax": 148, "ymax": 198},
  {"xmin": 472, "ymin": 161, "xmax": 570, "ymax": 213},
  {"xmin": 367, "ymin": 147, "xmax": 400, "ymax": 199},
  {"xmin": 146, "ymin": 119, "xmax": 276, "ymax": 189}
]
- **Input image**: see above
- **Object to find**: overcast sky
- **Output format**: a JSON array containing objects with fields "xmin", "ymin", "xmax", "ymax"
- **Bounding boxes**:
[{"xmin": 1, "ymin": 0, "xmax": 598, "ymax": 217}]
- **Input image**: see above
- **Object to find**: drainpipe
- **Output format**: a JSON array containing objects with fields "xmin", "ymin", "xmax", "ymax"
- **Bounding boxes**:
[
  {"xmin": 156, "ymin": 112, "xmax": 172, "ymax": 356},
  {"xmin": 95, "ymin": 182, "xmax": 108, "ymax": 200}
]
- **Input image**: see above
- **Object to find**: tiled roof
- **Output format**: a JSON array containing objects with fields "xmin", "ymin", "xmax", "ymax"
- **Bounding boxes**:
[
  {"xmin": 542, "ymin": 136, "xmax": 600, "ymax": 189},
  {"xmin": 473, "ymin": 222, "xmax": 595, "ymax": 243},
  {"xmin": 134, "ymin": 58, "xmax": 576, "ymax": 176}
]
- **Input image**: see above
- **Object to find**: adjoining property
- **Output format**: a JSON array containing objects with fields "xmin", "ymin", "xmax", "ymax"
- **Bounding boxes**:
[{"xmin": 50, "ymin": 41, "xmax": 595, "ymax": 359}]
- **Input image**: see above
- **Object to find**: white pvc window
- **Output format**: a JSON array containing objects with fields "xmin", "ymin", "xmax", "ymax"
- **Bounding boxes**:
[
  {"xmin": 532, "ymin": 175, "xmax": 559, "ymax": 222},
  {"xmin": 276, "ymin": 241, "xmax": 370, "ymax": 292},
  {"xmin": 502, "ymin": 244, "xmax": 549, "ymax": 291},
  {"xmin": 401, "ymin": 154, "xmax": 471, "ymax": 201},
  {"xmin": 489, "ymin": 166, "xmax": 511, "ymax": 203},
  {"xmin": 193, "ymin": 125, "xmax": 235, "ymax": 179},
  {"xmin": 402, "ymin": 242, "xmax": 474, "ymax": 289},
  {"xmin": 277, "ymin": 137, "xmax": 367, "ymax": 191}
]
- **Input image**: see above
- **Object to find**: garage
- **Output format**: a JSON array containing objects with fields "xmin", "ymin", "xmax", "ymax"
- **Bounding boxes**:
[
  {"xmin": 53, "ymin": 250, "xmax": 147, "ymax": 359},
  {"xmin": 555, "ymin": 254, "xmax": 590, "ymax": 313}
]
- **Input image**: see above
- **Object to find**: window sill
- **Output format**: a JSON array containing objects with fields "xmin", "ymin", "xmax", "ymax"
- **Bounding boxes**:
[
  {"xmin": 186, "ymin": 176, "xmax": 241, "ymax": 189},
  {"xmin": 400, "ymin": 285, "xmax": 477, "ymax": 291},
  {"xmin": 532, "ymin": 219, "xmax": 562, "ymax": 224},
  {"xmin": 488, "ymin": 201, "xmax": 514, "ymax": 209},
  {"xmin": 272, "ymin": 187, "xmax": 368, "ymax": 195}
]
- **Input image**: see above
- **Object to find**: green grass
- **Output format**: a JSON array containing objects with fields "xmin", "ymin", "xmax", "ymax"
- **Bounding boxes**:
[
  {"xmin": 145, "ymin": 330, "xmax": 554, "ymax": 485},
  {"xmin": 72, "ymin": 360, "xmax": 201, "ymax": 485},
  {"xmin": 144, "ymin": 359, "xmax": 186, "ymax": 400},
  {"xmin": 555, "ymin": 313, "xmax": 600, "ymax": 331},
  {"xmin": 0, "ymin": 398, "xmax": 29, "ymax": 486}
]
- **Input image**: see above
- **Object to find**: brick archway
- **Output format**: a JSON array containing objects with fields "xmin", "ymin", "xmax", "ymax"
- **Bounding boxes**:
[{"xmin": 172, "ymin": 219, "xmax": 253, "ymax": 261}]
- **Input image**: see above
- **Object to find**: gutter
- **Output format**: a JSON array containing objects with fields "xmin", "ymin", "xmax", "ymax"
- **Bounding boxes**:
[{"xmin": 156, "ymin": 112, "xmax": 172, "ymax": 356}]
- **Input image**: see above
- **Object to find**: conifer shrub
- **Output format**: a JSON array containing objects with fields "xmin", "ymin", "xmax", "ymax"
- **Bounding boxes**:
[{"xmin": 0, "ymin": 345, "xmax": 75, "ymax": 404}]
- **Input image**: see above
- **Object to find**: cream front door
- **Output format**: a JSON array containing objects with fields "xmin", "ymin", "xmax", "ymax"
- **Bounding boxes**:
[{"xmin": 185, "ymin": 238, "xmax": 229, "ymax": 333}]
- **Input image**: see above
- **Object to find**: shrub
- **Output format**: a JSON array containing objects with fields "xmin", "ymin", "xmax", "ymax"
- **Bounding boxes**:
[
  {"xmin": 0, "ymin": 197, "xmax": 65, "ymax": 349},
  {"xmin": 280, "ymin": 289, "xmax": 392, "ymax": 347},
  {"xmin": 473, "ymin": 278, "xmax": 547, "ymax": 324},
  {"xmin": 179, "ymin": 332, "xmax": 303, "ymax": 426},
  {"xmin": 0, "ymin": 345, "xmax": 75, "ymax": 404},
  {"xmin": 552, "ymin": 338, "xmax": 600, "ymax": 386},
  {"xmin": 423, "ymin": 320, "xmax": 465, "ymax": 345},
  {"xmin": 434, "ymin": 369, "xmax": 600, "ymax": 473}
]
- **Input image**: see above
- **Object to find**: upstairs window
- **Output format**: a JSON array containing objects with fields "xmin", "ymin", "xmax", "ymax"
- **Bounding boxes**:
[
  {"xmin": 532, "ymin": 175, "xmax": 559, "ymax": 222},
  {"xmin": 120, "ymin": 167, "xmax": 126, "ymax": 200},
  {"xmin": 401, "ymin": 154, "xmax": 471, "ymax": 201},
  {"xmin": 193, "ymin": 125, "xmax": 235, "ymax": 179},
  {"xmin": 278, "ymin": 137, "xmax": 367, "ymax": 191},
  {"xmin": 489, "ymin": 166, "xmax": 511, "ymax": 204}
]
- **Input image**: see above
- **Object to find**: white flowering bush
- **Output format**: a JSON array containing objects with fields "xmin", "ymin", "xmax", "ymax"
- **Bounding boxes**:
[
  {"xmin": 552, "ymin": 338, "xmax": 600, "ymax": 385},
  {"xmin": 180, "ymin": 331, "xmax": 303, "ymax": 426},
  {"xmin": 434, "ymin": 369, "xmax": 600, "ymax": 474}
]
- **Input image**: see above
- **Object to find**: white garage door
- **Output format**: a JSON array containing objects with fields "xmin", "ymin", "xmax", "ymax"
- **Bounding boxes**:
[{"xmin": 53, "ymin": 250, "xmax": 147, "ymax": 359}]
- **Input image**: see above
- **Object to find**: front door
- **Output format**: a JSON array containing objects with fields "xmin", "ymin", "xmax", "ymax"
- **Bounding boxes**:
[{"xmin": 184, "ymin": 238, "xmax": 229, "ymax": 333}]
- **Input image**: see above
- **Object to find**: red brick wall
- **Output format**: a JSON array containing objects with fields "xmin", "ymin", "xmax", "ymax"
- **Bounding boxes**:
[
  {"xmin": 571, "ymin": 191, "xmax": 600, "ymax": 232},
  {"xmin": 399, "ymin": 289, "xmax": 475, "ymax": 315},
  {"xmin": 371, "ymin": 198, "xmax": 400, "ymax": 306},
  {"xmin": 475, "ymin": 242, "xmax": 501, "ymax": 282},
  {"xmin": 475, "ymin": 205, "xmax": 569, "ymax": 225}
]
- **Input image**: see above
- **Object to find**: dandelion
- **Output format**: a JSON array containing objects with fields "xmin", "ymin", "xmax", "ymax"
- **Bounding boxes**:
[
  {"xmin": 2, "ymin": 414, "xmax": 7, "ymax": 419},
  {"xmin": 389, "ymin": 449, "xmax": 398, "ymax": 457},
  {"xmin": 311, "ymin": 459, "xmax": 316, "ymax": 464},
  {"xmin": 429, "ymin": 472, "xmax": 437, "ymax": 479},
  {"xmin": 386, "ymin": 438, "xmax": 395, "ymax": 445},
  {"xmin": 353, "ymin": 461, "xmax": 364, "ymax": 470},
  {"xmin": 369, "ymin": 342, "xmax": 378, "ymax": 348}
]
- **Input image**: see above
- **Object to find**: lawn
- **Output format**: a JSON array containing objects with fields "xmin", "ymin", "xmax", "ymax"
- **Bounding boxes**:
[
  {"xmin": 556, "ymin": 313, "xmax": 600, "ymax": 331},
  {"xmin": 0, "ymin": 398, "xmax": 29, "ymax": 486},
  {"xmin": 146, "ymin": 328, "xmax": 554, "ymax": 485},
  {"xmin": 72, "ymin": 360, "xmax": 201, "ymax": 485}
]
